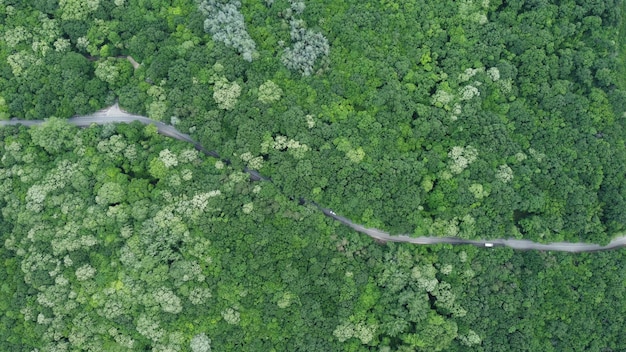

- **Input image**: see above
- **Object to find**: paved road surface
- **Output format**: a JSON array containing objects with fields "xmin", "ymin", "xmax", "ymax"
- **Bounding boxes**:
[
  {"xmin": 3, "ymin": 104, "xmax": 625, "ymax": 252},
  {"xmin": 316, "ymin": 207, "xmax": 626, "ymax": 252}
]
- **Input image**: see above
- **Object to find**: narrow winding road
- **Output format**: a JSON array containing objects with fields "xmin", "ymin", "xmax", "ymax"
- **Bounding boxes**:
[
  {"xmin": 3, "ymin": 104, "xmax": 625, "ymax": 252},
  {"xmin": 316, "ymin": 207, "xmax": 626, "ymax": 252}
]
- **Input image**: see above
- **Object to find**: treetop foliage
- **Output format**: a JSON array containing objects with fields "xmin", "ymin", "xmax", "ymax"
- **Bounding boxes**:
[{"xmin": 1, "ymin": 0, "xmax": 626, "ymax": 350}]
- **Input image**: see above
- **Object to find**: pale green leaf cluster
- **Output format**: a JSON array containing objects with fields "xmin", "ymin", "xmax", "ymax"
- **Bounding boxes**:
[
  {"xmin": 448, "ymin": 145, "xmax": 478, "ymax": 174},
  {"xmin": 280, "ymin": 2, "xmax": 329, "ymax": 75},
  {"xmin": 197, "ymin": 0, "xmax": 258, "ymax": 62},
  {"xmin": 257, "ymin": 80, "xmax": 283, "ymax": 104},
  {"xmin": 94, "ymin": 60, "xmax": 120, "ymax": 85},
  {"xmin": 213, "ymin": 77, "xmax": 241, "ymax": 110},
  {"xmin": 59, "ymin": 0, "xmax": 100, "ymax": 20}
]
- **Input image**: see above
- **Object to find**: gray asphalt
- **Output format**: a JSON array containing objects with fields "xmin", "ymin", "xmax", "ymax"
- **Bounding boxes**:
[
  {"xmin": 317, "ymin": 207, "xmax": 626, "ymax": 252},
  {"xmin": 3, "ymin": 103, "xmax": 625, "ymax": 252}
]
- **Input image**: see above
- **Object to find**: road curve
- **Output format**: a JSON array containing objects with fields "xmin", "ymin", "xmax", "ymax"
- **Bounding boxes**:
[{"xmin": 3, "ymin": 104, "xmax": 625, "ymax": 252}]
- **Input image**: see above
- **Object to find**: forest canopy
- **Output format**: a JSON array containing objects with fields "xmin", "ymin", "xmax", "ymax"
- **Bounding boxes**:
[{"xmin": 1, "ymin": 0, "xmax": 626, "ymax": 350}]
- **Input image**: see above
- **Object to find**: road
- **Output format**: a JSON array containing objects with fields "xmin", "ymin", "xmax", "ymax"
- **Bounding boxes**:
[
  {"xmin": 1, "ymin": 104, "xmax": 271, "ymax": 181},
  {"xmin": 316, "ymin": 207, "xmax": 626, "ymax": 252},
  {"xmin": 3, "ymin": 103, "xmax": 625, "ymax": 252}
]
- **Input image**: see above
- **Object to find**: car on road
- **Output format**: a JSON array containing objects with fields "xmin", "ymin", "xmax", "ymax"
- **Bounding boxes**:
[{"xmin": 485, "ymin": 243, "xmax": 494, "ymax": 247}]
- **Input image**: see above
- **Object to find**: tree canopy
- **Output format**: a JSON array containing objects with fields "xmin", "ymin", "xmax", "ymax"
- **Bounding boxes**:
[{"xmin": 1, "ymin": 0, "xmax": 626, "ymax": 350}]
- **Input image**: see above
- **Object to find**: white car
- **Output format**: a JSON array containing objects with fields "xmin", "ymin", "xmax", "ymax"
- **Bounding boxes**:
[
  {"xmin": 329, "ymin": 211, "xmax": 336, "ymax": 216},
  {"xmin": 485, "ymin": 243, "xmax": 494, "ymax": 247}
]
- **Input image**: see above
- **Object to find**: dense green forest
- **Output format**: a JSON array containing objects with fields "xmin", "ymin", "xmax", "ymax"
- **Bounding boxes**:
[{"xmin": 1, "ymin": 0, "xmax": 626, "ymax": 350}]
